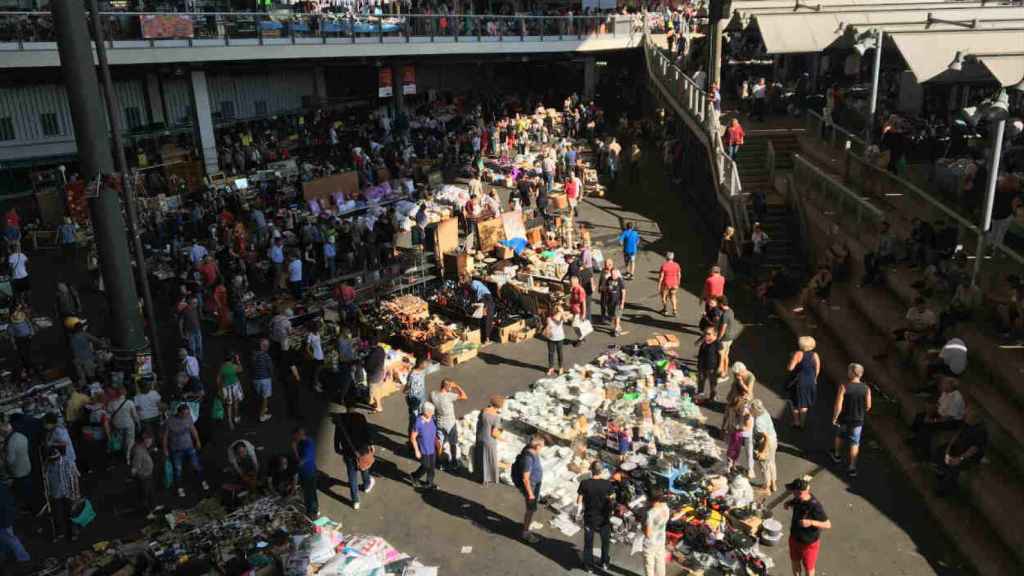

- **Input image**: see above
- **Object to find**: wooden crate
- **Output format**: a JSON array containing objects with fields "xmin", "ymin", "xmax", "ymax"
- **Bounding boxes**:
[{"xmin": 507, "ymin": 326, "xmax": 536, "ymax": 343}]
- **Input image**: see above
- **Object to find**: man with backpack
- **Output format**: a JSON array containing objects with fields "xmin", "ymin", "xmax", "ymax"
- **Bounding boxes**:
[{"xmin": 514, "ymin": 436, "xmax": 545, "ymax": 544}]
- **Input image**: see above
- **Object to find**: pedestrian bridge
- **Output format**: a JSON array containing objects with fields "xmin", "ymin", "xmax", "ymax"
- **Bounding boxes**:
[{"xmin": 0, "ymin": 12, "xmax": 643, "ymax": 69}]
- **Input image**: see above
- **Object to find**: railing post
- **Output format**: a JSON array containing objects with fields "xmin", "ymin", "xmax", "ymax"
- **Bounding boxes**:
[
  {"xmin": 224, "ymin": 15, "xmax": 230, "ymax": 46},
  {"xmin": 258, "ymin": 16, "xmax": 263, "ymax": 45},
  {"xmin": 454, "ymin": 14, "xmax": 459, "ymax": 42},
  {"xmin": 520, "ymin": 16, "xmax": 525, "ymax": 41},
  {"xmin": 350, "ymin": 14, "xmax": 355, "ymax": 43},
  {"xmin": 476, "ymin": 15, "xmax": 481, "ymax": 42}
]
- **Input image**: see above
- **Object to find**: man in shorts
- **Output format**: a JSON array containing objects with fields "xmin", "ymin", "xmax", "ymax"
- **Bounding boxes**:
[
  {"xmin": 658, "ymin": 252, "xmax": 682, "ymax": 316},
  {"xmin": 831, "ymin": 363, "xmax": 871, "ymax": 477},
  {"xmin": 605, "ymin": 269, "xmax": 628, "ymax": 337},
  {"xmin": 784, "ymin": 477, "xmax": 830, "ymax": 576},
  {"xmin": 251, "ymin": 338, "xmax": 274, "ymax": 423},
  {"xmin": 617, "ymin": 223, "xmax": 641, "ymax": 279},
  {"xmin": 518, "ymin": 436, "xmax": 545, "ymax": 544}
]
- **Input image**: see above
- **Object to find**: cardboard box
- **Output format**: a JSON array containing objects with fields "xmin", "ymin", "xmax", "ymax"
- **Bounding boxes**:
[
  {"xmin": 494, "ymin": 245, "xmax": 515, "ymax": 260},
  {"xmin": 549, "ymin": 193, "xmax": 568, "ymax": 209},
  {"xmin": 497, "ymin": 320, "xmax": 526, "ymax": 343},
  {"xmin": 437, "ymin": 347, "xmax": 478, "ymax": 366}
]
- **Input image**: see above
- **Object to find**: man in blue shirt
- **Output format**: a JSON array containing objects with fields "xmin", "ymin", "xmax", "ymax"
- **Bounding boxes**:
[
  {"xmin": 269, "ymin": 237, "xmax": 286, "ymax": 291},
  {"xmin": 519, "ymin": 436, "xmax": 545, "ymax": 543},
  {"xmin": 292, "ymin": 427, "xmax": 318, "ymax": 517},
  {"xmin": 409, "ymin": 402, "xmax": 438, "ymax": 490},
  {"xmin": 466, "ymin": 277, "xmax": 495, "ymax": 343},
  {"xmin": 617, "ymin": 223, "xmax": 641, "ymax": 280}
]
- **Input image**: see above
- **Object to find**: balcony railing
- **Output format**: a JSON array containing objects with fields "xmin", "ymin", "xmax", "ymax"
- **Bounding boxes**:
[{"xmin": 0, "ymin": 11, "xmax": 637, "ymax": 49}]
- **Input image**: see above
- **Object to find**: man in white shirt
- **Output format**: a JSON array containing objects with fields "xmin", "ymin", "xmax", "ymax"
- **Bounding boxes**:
[
  {"xmin": 909, "ymin": 376, "xmax": 965, "ymax": 459},
  {"xmin": 288, "ymin": 253, "xmax": 303, "ymax": 300},
  {"xmin": 8, "ymin": 244, "xmax": 29, "ymax": 296}
]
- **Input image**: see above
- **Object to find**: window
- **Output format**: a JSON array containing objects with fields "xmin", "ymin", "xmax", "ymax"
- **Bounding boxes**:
[
  {"xmin": 254, "ymin": 100, "xmax": 268, "ymax": 116},
  {"xmin": 220, "ymin": 101, "xmax": 235, "ymax": 120},
  {"xmin": 124, "ymin": 106, "xmax": 142, "ymax": 130},
  {"xmin": 40, "ymin": 113, "xmax": 61, "ymax": 137},
  {"xmin": 0, "ymin": 117, "xmax": 14, "ymax": 141}
]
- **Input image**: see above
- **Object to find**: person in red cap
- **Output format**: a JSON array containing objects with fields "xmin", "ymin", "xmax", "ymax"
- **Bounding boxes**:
[{"xmin": 784, "ymin": 477, "xmax": 831, "ymax": 576}]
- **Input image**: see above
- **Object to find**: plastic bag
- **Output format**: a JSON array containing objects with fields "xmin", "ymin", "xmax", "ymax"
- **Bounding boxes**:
[
  {"xmin": 163, "ymin": 458, "xmax": 174, "ymax": 489},
  {"xmin": 572, "ymin": 319, "xmax": 593, "ymax": 339},
  {"xmin": 211, "ymin": 397, "xmax": 225, "ymax": 421}
]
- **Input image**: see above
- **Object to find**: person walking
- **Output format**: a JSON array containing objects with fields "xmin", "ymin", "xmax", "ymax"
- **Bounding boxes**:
[
  {"xmin": 576, "ymin": 461, "xmax": 616, "ymax": 573},
  {"xmin": 431, "ymin": 379, "xmax": 468, "ymax": 471},
  {"xmin": 251, "ymin": 338, "xmax": 274, "ymax": 423},
  {"xmin": 784, "ymin": 477, "xmax": 831, "ymax": 576},
  {"xmin": 106, "ymin": 384, "xmax": 140, "ymax": 465},
  {"xmin": 606, "ymin": 269, "xmax": 628, "ymax": 337},
  {"xmin": 7, "ymin": 304, "xmax": 34, "ymax": 381},
  {"xmin": 617, "ymin": 222, "xmax": 641, "ymax": 280},
  {"xmin": 1, "ymin": 416, "xmax": 31, "ymax": 510},
  {"xmin": 409, "ymin": 402, "xmax": 439, "ymax": 490},
  {"xmin": 130, "ymin": 433, "xmax": 156, "ymax": 519},
  {"xmin": 178, "ymin": 295, "xmax": 204, "ymax": 361},
  {"xmin": 163, "ymin": 403, "xmax": 209, "ymax": 498},
  {"xmin": 751, "ymin": 399, "xmax": 779, "ymax": 495},
  {"xmin": 696, "ymin": 326, "xmax": 726, "ymax": 404},
  {"xmin": 516, "ymin": 436, "xmax": 545, "ymax": 544},
  {"xmin": 544, "ymin": 305, "xmax": 571, "ymax": 375},
  {"xmin": 217, "ymin": 351, "xmax": 244, "ymax": 430},
  {"xmin": 474, "ymin": 395, "xmax": 504, "ymax": 484},
  {"xmin": 657, "ymin": 252, "xmax": 682, "ymax": 316},
  {"xmin": 831, "ymin": 363, "xmax": 871, "ymax": 477},
  {"xmin": 334, "ymin": 408, "xmax": 375, "ymax": 511},
  {"xmin": 404, "ymin": 355, "xmax": 430, "ymax": 433},
  {"xmin": 292, "ymin": 426, "xmax": 319, "ymax": 518},
  {"xmin": 7, "ymin": 243, "xmax": 29, "ymax": 301},
  {"xmin": 787, "ymin": 337, "xmax": 821, "ymax": 429},
  {"xmin": 725, "ymin": 118, "xmax": 745, "ymax": 159},
  {"xmin": 0, "ymin": 481, "xmax": 29, "ymax": 564}
]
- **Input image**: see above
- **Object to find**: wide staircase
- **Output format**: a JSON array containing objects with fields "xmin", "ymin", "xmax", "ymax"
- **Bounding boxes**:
[
  {"xmin": 775, "ymin": 132, "xmax": 1024, "ymax": 575},
  {"xmin": 738, "ymin": 132, "xmax": 805, "ymax": 277}
]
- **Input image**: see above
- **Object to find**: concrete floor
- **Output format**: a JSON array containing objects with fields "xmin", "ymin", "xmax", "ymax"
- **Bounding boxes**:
[{"xmin": 9, "ymin": 136, "xmax": 964, "ymax": 576}]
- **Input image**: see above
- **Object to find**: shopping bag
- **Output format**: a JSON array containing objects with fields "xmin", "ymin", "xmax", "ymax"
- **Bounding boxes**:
[
  {"xmin": 163, "ymin": 458, "xmax": 174, "ymax": 488},
  {"xmin": 572, "ymin": 319, "xmax": 593, "ymax": 339},
  {"xmin": 71, "ymin": 499, "xmax": 96, "ymax": 527},
  {"xmin": 211, "ymin": 397, "xmax": 225, "ymax": 421}
]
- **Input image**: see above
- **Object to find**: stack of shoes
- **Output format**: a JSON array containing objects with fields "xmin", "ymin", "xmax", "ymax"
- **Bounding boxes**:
[{"xmin": 759, "ymin": 518, "xmax": 783, "ymax": 547}]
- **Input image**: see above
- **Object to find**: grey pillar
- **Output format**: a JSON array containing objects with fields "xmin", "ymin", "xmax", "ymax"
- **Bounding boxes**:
[
  {"xmin": 583, "ymin": 57, "xmax": 597, "ymax": 100},
  {"xmin": 391, "ymin": 63, "xmax": 405, "ymax": 114},
  {"xmin": 52, "ymin": 0, "xmax": 146, "ymax": 355},
  {"xmin": 313, "ymin": 66, "xmax": 328, "ymax": 104},
  {"xmin": 189, "ymin": 70, "xmax": 219, "ymax": 175},
  {"xmin": 145, "ymin": 73, "xmax": 166, "ymax": 125}
]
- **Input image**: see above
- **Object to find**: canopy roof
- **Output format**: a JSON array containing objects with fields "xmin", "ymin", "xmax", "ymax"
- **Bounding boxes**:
[{"xmin": 889, "ymin": 29, "xmax": 1024, "ymax": 85}]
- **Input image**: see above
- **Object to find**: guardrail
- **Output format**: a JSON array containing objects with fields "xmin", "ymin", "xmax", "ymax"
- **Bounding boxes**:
[
  {"xmin": 793, "ymin": 154, "xmax": 884, "ymax": 227},
  {"xmin": 805, "ymin": 109, "xmax": 866, "ymax": 157},
  {"xmin": 0, "ymin": 11, "xmax": 633, "ymax": 48},
  {"xmin": 765, "ymin": 139, "xmax": 776, "ymax": 191},
  {"xmin": 643, "ymin": 37, "xmax": 748, "ymax": 240}
]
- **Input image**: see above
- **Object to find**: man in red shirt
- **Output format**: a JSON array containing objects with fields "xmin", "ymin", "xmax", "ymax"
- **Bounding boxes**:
[
  {"xmin": 703, "ymin": 265, "xmax": 725, "ymax": 312},
  {"xmin": 658, "ymin": 252, "xmax": 682, "ymax": 316}
]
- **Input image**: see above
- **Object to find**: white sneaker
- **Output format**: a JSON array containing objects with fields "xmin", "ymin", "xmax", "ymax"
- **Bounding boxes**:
[
  {"xmin": 353, "ymin": 502, "xmax": 360, "ymax": 510},
  {"xmin": 201, "ymin": 481, "xmax": 210, "ymax": 491},
  {"xmin": 177, "ymin": 488, "xmax": 186, "ymax": 498},
  {"xmin": 364, "ymin": 477, "xmax": 376, "ymax": 494},
  {"xmin": 259, "ymin": 414, "xmax": 272, "ymax": 423}
]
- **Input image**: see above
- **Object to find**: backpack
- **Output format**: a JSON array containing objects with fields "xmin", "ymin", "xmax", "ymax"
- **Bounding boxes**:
[{"xmin": 511, "ymin": 449, "xmax": 530, "ymax": 489}]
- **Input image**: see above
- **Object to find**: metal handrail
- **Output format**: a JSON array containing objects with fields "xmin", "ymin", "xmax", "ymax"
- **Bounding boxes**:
[
  {"xmin": 805, "ymin": 109, "xmax": 866, "ymax": 156},
  {"xmin": 644, "ymin": 35, "xmax": 749, "ymax": 240},
  {"xmin": 793, "ymin": 154, "xmax": 884, "ymax": 226},
  {"xmin": 765, "ymin": 139, "xmax": 776, "ymax": 186}
]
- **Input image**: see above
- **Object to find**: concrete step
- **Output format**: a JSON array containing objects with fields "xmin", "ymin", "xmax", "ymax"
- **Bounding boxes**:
[
  {"xmin": 773, "ymin": 299, "xmax": 1023, "ymax": 576},
  {"xmin": 833, "ymin": 288, "xmax": 1024, "ymax": 566}
]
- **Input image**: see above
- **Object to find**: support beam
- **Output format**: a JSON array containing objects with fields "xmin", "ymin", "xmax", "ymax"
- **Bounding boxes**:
[
  {"xmin": 189, "ymin": 70, "xmax": 219, "ymax": 175},
  {"xmin": 583, "ymin": 56, "xmax": 596, "ymax": 100},
  {"xmin": 52, "ymin": 0, "xmax": 146, "ymax": 357},
  {"xmin": 313, "ymin": 66, "xmax": 328, "ymax": 103},
  {"xmin": 145, "ymin": 73, "xmax": 166, "ymax": 125}
]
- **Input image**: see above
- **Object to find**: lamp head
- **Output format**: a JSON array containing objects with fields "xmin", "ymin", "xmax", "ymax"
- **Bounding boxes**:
[
  {"xmin": 948, "ymin": 51, "xmax": 964, "ymax": 72},
  {"xmin": 987, "ymin": 90, "xmax": 1010, "ymax": 121}
]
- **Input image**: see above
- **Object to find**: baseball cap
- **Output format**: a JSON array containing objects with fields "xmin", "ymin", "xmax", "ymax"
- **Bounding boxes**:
[{"xmin": 785, "ymin": 477, "xmax": 810, "ymax": 492}]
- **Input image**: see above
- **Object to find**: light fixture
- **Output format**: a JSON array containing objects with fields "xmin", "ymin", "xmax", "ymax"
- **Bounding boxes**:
[
  {"xmin": 948, "ymin": 51, "xmax": 963, "ymax": 72},
  {"xmin": 1007, "ymin": 118, "xmax": 1024, "ymax": 139},
  {"xmin": 987, "ymin": 90, "xmax": 1010, "ymax": 121},
  {"xmin": 960, "ymin": 105, "xmax": 982, "ymax": 127},
  {"xmin": 852, "ymin": 30, "xmax": 878, "ymax": 56},
  {"xmin": 926, "ymin": 13, "xmax": 978, "ymax": 29}
]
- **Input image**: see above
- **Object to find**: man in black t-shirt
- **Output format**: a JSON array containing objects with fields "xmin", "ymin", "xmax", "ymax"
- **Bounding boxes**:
[
  {"xmin": 696, "ymin": 326, "xmax": 725, "ymax": 403},
  {"xmin": 784, "ymin": 477, "xmax": 831, "ymax": 576},
  {"xmin": 576, "ymin": 461, "xmax": 615, "ymax": 572}
]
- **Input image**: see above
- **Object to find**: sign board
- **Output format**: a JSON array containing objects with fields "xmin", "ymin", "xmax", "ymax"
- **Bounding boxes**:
[
  {"xmin": 402, "ymin": 65, "xmax": 416, "ymax": 95},
  {"xmin": 434, "ymin": 217, "xmax": 460, "ymax": 266},
  {"xmin": 378, "ymin": 68, "xmax": 393, "ymax": 98},
  {"xmin": 140, "ymin": 15, "xmax": 195, "ymax": 39},
  {"xmin": 477, "ymin": 217, "xmax": 505, "ymax": 253},
  {"xmin": 302, "ymin": 171, "xmax": 360, "ymax": 201},
  {"xmin": 501, "ymin": 210, "xmax": 526, "ymax": 240}
]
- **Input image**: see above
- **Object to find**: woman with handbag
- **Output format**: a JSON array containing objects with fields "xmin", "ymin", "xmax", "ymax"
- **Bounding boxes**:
[
  {"xmin": 787, "ymin": 336, "xmax": 821, "ymax": 429},
  {"xmin": 333, "ymin": 408, "xmax": 376, "ymax": 510}
]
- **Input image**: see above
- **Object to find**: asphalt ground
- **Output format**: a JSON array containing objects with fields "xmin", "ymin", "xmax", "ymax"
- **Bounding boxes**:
[{"xmin": 6, "ymin": 131, "xmax": 963, "ymax": 576}]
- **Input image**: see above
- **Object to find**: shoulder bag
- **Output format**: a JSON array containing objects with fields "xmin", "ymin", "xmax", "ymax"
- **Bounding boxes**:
[{"xmin": 338, "ymin": 419, "xmax": 375, "ymax": 471}]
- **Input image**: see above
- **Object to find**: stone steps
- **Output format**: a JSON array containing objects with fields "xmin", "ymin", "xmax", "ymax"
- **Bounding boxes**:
[{"xmin": 773, "ymin": 298, "xmax": 1024, "ymax": 576}]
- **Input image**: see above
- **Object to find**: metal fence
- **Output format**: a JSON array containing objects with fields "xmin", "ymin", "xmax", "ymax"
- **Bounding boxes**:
[
  {"xmin": 643, "ymin": 37, "xmax": 748, "ymax": 239},
  {"xmin": 0, "ymin": 11, "xmax": 634, "ymax": 48},
  {"xmin": 793, "ymin": 154, "xmax": 885, "ymax": 229},
  {"xmin": 804, "ymin": 109, "xmax": 866, "ymax": 157}
]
